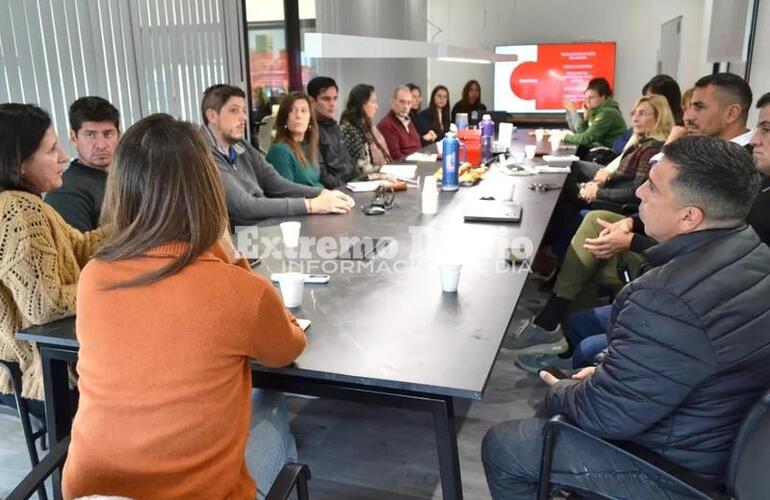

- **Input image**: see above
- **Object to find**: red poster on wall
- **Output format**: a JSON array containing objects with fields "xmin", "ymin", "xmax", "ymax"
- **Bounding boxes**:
[{"xmin": 494, "ymin": 42, "xmax": 616, "ymax": 113}]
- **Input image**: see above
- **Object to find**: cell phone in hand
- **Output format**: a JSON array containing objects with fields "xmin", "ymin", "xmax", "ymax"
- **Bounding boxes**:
[{"xmin": 538, "ymin": 367, "xmax": 569, "ymax": 380}]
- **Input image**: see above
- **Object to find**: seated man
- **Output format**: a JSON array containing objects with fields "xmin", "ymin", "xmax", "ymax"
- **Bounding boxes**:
[
  {"xmin": 377, "ymin": 85, "xmax": 422, "ymax": 160},
  {"xmin": 200, "ymin": 84, "xmax": 354, "ymax": 226},
  {"xmin": 45, "ymin": 96, "xmax": 120, "ymax": 231},
  {"xmin": 307, "ymin": 76, "xmax": 359, "ymax": 189},
  {"xmin": 563, "ymin": 77, "xmax": 627, "ymax": 150},
  {"xmin": 483, "ymin": 136, "xmax": 770, "ymax": 499}
]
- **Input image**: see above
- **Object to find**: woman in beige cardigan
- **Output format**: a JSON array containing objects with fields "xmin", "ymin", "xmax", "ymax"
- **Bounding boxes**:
[{"xmin": 0, "ymin": 103, "xmax": 104, "ymax": 419}]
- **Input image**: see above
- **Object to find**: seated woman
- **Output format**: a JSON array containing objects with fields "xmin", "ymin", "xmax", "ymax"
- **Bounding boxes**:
[
  {"xmin": 267, "ymin": 92, "xmax": 323, "ymax": 188},
  {"xmin": 0, "ymin": 103, "xmax": 104, "ymax": 421},
  {"xmin": 576, "ymin": 95, "xmax": 674, "ymax": 209},
  {"xmin": 340, "ymin": 84, "xmax": 392, "ymax": 176},
  {"xmin": 415, "ymin": 85, "xmax": 451, "ymax": 145},
  {"xmin": 450, "ymin": 79, "xmax": 487, "ymax": 126},
  {"xmin": 62, "ymin": 114, "xmax": 308, "ymax": 499},
  {"xmin": 536, "ymin": 95, "xmax": 673, "ymax": 278},
  {"xmin": 563, "ymin": 77, "xmax": 627, "ymax": 150}
]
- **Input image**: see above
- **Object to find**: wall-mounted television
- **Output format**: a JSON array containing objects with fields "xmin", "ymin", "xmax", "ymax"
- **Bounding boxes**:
[{"xmin": 494, "ymin": 42, "xmax": 616, "ymax": 113}]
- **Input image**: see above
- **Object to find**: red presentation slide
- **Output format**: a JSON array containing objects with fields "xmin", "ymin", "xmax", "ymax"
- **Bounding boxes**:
[{"xmin": 494, "ymin": 42, "xmax": 616, "ymax": 113}]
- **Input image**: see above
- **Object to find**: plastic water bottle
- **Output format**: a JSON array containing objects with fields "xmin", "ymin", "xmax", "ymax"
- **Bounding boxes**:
[
  {"xmin": 480, "ymin": 114, "xmax": 495, "ymax": 164},
  {"xmin": 442, "ymin": 134, "xmax": 459, "ymax": 191}
]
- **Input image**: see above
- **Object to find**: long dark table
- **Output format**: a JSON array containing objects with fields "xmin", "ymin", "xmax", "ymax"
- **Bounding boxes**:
[{"xmin": 18, "ymin": 134, "xmax": 567, "ymax": 500}]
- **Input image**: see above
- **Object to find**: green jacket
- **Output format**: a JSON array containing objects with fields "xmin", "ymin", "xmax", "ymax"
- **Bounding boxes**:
[
  {"xmin": 266, "ymin": 142, "xmax": 324, "ymax": 188},
  {"xmin": 564, "ymin": 97, "xmax": 626, "ymax": 149}
]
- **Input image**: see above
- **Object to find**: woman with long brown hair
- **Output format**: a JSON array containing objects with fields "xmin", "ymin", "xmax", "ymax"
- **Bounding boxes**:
[
  {"xmin": 415, "ymin": 85, "xmax": 451, "ymax": 145},
  {"xmin": 267, "ymin": 92, "xmax": 322, "ymax": 187},
  {"xmin": 451, "ymin": 79, "xmax": 487, "ymax": 126},
  {"xmin": 340, "ymin": 84, "xmax": 392, "ymax": 175},
  {"xmin": 62, "ymin": 114, "xmax": 307, "ymax": 499}
]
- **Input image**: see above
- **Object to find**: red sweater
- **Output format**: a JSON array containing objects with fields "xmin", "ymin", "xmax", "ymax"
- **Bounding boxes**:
[
  {"xmin": 63, "ymin": 242, "xmax": 307, "ymax": 499},
  {"xmin": 377, "ymin": 110, "xmax": 421, "ymax": 160}
]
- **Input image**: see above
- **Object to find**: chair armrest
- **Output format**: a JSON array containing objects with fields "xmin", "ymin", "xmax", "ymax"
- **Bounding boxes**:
[
  {"xmin": 265, "ymin": 462, "xmax": 311, "ymax": 500},
  {"xmin": 7, "ymin": 435, "xmax": 70, "ymax": 500},
  {"xmin": 539, "ymin": 415, "xmax": 723, "ymax": 500}
]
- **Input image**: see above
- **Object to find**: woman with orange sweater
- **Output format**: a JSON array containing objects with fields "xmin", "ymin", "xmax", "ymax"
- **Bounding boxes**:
[{"xmin": 62, "ymin": 114, "xmax": 307, "ymax": 499}]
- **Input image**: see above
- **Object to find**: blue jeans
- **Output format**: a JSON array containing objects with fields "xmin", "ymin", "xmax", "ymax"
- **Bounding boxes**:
[
  {"xmin": 482, "ymin": 417, "xmax": 699, "ymax": 499},
  {"xmin": 566, "ymin": 305, "xmax": 611, "ymax": 368},
  {"xmin": 245, "ymin": 390, "xmax": 298, "ymax": 499}
]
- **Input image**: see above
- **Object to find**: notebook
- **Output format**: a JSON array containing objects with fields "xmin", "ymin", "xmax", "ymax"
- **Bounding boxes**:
[{"xmin": 464, "ymin": 200, "xmax": 522, "ymax": 223}]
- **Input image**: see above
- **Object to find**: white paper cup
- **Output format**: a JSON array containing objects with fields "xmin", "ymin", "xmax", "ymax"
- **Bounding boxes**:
[
  {"xmin": 534, "ymin": 129, "xmax": 545, "ymax": 142},
  {"xmin": 524, "ymin": 145, "xmax": 537, "ymax": 159},
  {"xmin": 280, "ymin": 221, "xmax": 301, "ymax": 248},
  {"xmin": 435, "ymin": 139, "xmax": 444, "ymax": 155},
  {"xmin": 549, "ymin": 136, "xmax": 561, "ymax": 153},
  {"xmin": 494, "ymin": 181, "xmax": 516, "ymax": 202},
  {"xmin": 277, "ymin": 272, "xmax": 304, "ymax": 308},
  {"xmin": 439, "ymin": 264, "xmax": 462, "ymax": 293}
]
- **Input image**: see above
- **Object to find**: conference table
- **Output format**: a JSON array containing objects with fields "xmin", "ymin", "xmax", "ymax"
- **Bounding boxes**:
[{"xmin": 18, "ymin": 131, "xmax": 568, "ymax": 500}]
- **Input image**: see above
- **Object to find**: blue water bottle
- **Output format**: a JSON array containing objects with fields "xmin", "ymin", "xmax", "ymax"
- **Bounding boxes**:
[
  {"xmin": 442, "ymin": 133, "xmax": 459, "ymax": 191},
  {"xmin": 480, "ymin": 114, "xmax": 495, "ymax": 163}
]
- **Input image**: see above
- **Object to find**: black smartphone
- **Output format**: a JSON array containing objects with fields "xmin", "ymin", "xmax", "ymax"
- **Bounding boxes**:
[{"xmin": 538, "ymin": 367, "xmax": 570, "ymax": 380}]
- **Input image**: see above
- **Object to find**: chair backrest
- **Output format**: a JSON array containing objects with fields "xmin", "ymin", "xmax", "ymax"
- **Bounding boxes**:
[
  {"xmin": 258, "ymin": 115, "xmax": 276, "ymax": 154},
  {"xmin": 726, "ymin": 389, "xmax": 770, "ymax": 499}
]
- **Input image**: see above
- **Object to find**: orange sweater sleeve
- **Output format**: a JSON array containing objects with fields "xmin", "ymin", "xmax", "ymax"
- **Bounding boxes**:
[{"xmin": 247, "ymin": 275, "xmax": 307, "ymax": 367}]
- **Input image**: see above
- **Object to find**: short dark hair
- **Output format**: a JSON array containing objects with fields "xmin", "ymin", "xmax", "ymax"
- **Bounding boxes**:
[
  {"xmin": 586, "ymin": 77, "xmax": 612, "ymax": 97},
  {"xmin": 663, "ymin": 135, "xmax": 760, "ymax": 223},
  {"xmin": 405, "ymin": 83, "xmax": 421, "ymax": 94},
  {"xmin": 757, "ymin": 91, "xmax": 770, "ymax": 109},
  {"xmin": 69, "ymin": 96, "xmax": 120, "ymax": 133},
  {"xmin": 694, "ymin": 73, "xmax": 753, "ymax": 122},
  {"xmin": 0, "ymin": 103, "xmax": 52, "ymax": 193},
  {"xmin": 642, "ymin": 74, "xmax": 683, "ymax": 125},
  {"xmin": 306, "ymin": 76, "xmax": 338, "ymax": 99},
  {"xmin": 200, "ymin": 84, "xmax": 246, "ymax": 124}
]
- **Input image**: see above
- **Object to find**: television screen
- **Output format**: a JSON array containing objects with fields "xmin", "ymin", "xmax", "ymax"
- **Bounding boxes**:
[{"xmin": 494, "ymin": 42, "xmax": 616, "ymax": 113}]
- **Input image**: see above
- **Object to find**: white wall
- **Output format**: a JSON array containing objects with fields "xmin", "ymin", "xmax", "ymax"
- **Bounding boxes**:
[
  {"xmin": 315, "ymin": 0, "xmax": 427, "ymax": 122},
  {"xmin": 427, "ymin": 0, "xmax": 713, "ymax": 117},
  {"xmin": 748, "ymin": 0, "xmax": 770, "ymax": 127}
]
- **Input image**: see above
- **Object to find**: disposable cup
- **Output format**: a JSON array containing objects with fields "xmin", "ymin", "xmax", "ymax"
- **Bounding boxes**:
[
  {"xmin": 439, "ymin": 264, "xmax": 462, "ymax": 293},
  {"xmin": 535, "ymin": 129, "xmax": 545, "ymax": 142},
  {"xmin": 277, "ymin": 272, "xmax": 304, "ymax": 308},
  {"xmin": 524, "ymin": 145, "xmax": 537, "ymax": 159},
  {"xmin": 280, "ymin": 221, "xmax": 301, "ymax": 248},
  {"xmin": 549, "ymin": 136, "xmax": 562, "ymax": 153}
]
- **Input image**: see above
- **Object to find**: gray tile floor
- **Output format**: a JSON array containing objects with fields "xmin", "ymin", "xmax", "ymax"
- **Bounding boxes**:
[{"xmin": 0, "ymin": 280, "xmax": 548, "ymax": 499}]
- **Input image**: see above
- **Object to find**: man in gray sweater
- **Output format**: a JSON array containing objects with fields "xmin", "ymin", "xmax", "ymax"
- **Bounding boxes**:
[{"xmin": 201, "ymin": 84, "xmax": 353, "ymax": 226}]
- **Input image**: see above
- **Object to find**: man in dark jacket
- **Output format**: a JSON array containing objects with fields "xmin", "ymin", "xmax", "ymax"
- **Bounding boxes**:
[
  {"xmin": 45, "ymin": 96, "xmax": 120, "ymax": 231},
  {"xmin": 307, "ymin": 76, "xmax": 359, "ymax": 189},
  {"xmin": 748, "ymin": 91, "xmax": 770, "ymax": 243},
  {"xmin": 483, "ymin": 136, "xmax": 770, "ymax": 499}
]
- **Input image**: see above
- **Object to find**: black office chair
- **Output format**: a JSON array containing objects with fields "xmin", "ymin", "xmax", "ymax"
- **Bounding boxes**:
[
  {"xmin": 6, "ymin": 434, "xmax": 312, "ymax": 500},
  {"xmin": 537, "ymin": 389, "xmax": 770, "ymax": 500},
  {"xmin": 0, "ymin": 359, "xmax": 48, "ymax": 500}
]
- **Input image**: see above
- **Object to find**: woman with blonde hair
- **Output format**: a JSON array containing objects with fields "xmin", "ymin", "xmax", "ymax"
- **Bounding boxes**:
[
  {"xmin": 62, "ymin": 114, "xmax": 307, "ymax": 499},
  {"xmin": 579, "ymin": 94, "xmax": 674, "ymax": 206},
  {"xmin": 267, "ymin": 92, "xmax": 322, "ymax": 187}
]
